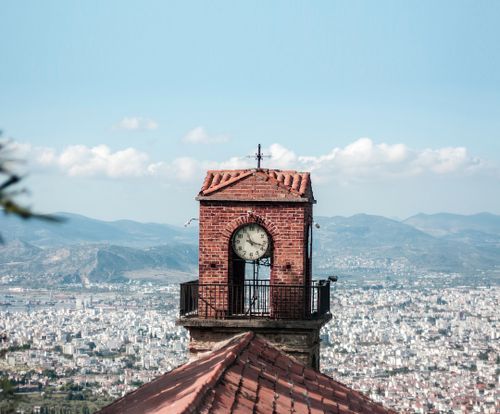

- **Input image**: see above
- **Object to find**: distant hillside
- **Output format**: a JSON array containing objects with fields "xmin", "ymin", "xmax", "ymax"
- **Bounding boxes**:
[
  {"xmin": 314, "ymin": 214, "xmax": 500, "ymax": 275},
  {"xmin": 1, "ymin": 211, "xmax": 499, "ymax": 285},
  {"xmin": 0, "ymin": 212, "xmax": 197, "ymax": 247},
  {"xmin": 0, "ymin": 241, "xmax": 198, "ymax": 286},
  {"xmin": 403, "ymin": 213, "xmax": 500, "ymax": 255},
  {"xmin": 403, "ymin": 212, "xmax": 500, "ymax": 237},
  {"xmin": 0, "ymin": 213, "xmax": 199, "ymax": 285}
]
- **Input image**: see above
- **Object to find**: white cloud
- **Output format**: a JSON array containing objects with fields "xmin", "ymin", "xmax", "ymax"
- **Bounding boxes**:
[
  {"xmin": 23, "ymin": 144, "xmax": 206, "ymax": 181},
  {"xmin": 182, "ymin": 126, "xmax": 229, "ymax": 144},
  {"xmin": 171, "ymin": 157, "xmax": 201, "ymax": 181},
  {"xmin": 293, "ymin": 138, "xmax": 483, "ymax": 183},
  {"xmin": 410, "ymin": 146, "xmax": 479, "ymax": 175},
  {"xmin": 24, "ymin": 144, "xmax": 150, "ymax": 178},
  {"xmin": 202, "ymin": 140, "xmax": 483, "ymax": 184},
  {"xmin": 215, "ymin": 156, "xmax": 253, "ymax": 170},
  {"xmin": 114, "ymin": 117, "xmax": 158, "ymax": 131},
  {"xmin": 17, "ymin": 138, "xmax": 488, "ymax": 185},
  {"xmin": 37, "ymin": 147, "xmax": 57, "ymax": 166}
]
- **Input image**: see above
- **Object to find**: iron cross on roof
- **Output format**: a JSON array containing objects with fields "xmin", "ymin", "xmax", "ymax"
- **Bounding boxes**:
[{"xmin": 248, "ymin": 144, "xmax": 271, "ymax": 169}]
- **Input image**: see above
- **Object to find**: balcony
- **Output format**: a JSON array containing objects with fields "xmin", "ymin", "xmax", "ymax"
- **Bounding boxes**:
[{"xmin": 179, "ymin": 279, "xmax": 331, "ymax": 320}]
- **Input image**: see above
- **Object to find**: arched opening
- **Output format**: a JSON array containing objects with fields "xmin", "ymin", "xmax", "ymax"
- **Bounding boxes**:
[{"xmin": 228, "ymin": 223, "xmax": 273, "ymax": 316}]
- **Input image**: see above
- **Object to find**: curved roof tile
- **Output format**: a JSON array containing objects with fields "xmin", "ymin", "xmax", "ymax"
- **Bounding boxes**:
[
  {"xmin": 200, "ymin": 169, "xmax": 311, "ymax": 197},
  {"xmin": 97, "ymin": 332, "xmax": 397, "ymax": 414}
]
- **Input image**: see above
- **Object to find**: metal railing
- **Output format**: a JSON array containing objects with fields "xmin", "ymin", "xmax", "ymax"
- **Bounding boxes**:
[{"xmin": 179, "ymin": 279, "xmax": 330, "ymax": 320}]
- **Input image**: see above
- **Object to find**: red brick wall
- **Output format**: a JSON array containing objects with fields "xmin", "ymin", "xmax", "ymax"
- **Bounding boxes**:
[
  {"xmin": 199, "ymin": 201, "xmax": 312, "ymax": 284},
  {"xmin": 198, "ymin": 200, "xmax": 313, "ymax": 318},
  {"xmin": 196, "ymin": 171, "xmax": 315, "ymax": 318}
]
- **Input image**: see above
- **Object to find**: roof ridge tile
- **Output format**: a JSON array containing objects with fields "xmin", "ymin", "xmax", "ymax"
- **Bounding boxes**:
[{"xmin": 198, "ymin": 169, "xmax": 314, "ymax": 199}]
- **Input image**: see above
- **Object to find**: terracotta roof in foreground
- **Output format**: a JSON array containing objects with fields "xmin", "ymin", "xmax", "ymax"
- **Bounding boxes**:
[
  {"xmin": 97, "ymin": 332, "xmax": 396, "ymax": 414},
  {"xmin": 199, "ymin": 169, "xmax": 311, "ymax": 197}
]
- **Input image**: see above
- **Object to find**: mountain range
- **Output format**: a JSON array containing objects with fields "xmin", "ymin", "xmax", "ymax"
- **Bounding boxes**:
[
  {"xmin": 314, "ymin": 213, "xmax": 500, "ymax": 277},
  {"xmin": 0, "ymin": 212, "xmax": 196, "ymax": 248},
  {"xmin": 1, "ymin": 212, "xmax": 499, "ymax": 285}
]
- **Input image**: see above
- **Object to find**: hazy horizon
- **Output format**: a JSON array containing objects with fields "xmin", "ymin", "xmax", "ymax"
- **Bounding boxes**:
[{"xmin": 4, "ymin": 208, "xmax": 500, "ymax": 227}]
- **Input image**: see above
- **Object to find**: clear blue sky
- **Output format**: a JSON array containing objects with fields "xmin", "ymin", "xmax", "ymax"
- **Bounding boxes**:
[{"xmin": 1, "ymin": 1, "xmax": 499, "ymax": 223}]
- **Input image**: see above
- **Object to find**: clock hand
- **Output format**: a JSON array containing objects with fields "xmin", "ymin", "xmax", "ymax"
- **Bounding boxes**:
[
  {"xmin": 248, "ymin": 236, "xmax": 263, "ymax": 247},
  {"xmin": 246, "ymin": 235, "xmax": 257, "ymax": 246}
]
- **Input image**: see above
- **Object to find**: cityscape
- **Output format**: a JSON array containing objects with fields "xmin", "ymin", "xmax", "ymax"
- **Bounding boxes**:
[
  {"xmin": 2, "ymin": 1, "xmax": 500, "ymax": 413},
  {"xmin": 1, "ymin": 274, "xmax": 498, "ymax": 413}
]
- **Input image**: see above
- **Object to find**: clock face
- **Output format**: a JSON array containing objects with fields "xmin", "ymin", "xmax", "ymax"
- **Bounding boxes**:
[{"xmin": 232, "ymin": 224, "xmax": 270, "ymax": 260}]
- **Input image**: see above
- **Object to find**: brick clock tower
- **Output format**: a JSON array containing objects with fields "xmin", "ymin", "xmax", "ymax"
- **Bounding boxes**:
[{"xmin": 178, "ymin": 154, "xmax": 332, "ymax": 369}]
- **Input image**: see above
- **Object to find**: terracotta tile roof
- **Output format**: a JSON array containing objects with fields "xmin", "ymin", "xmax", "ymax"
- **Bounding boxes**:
[
  {"xmin": 97, "ymin": 332, "xmax": 397, "ymax": 414},
  {"xmin": 199, "ymin": 169, "xmax": 311, "ymax": 197}
]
